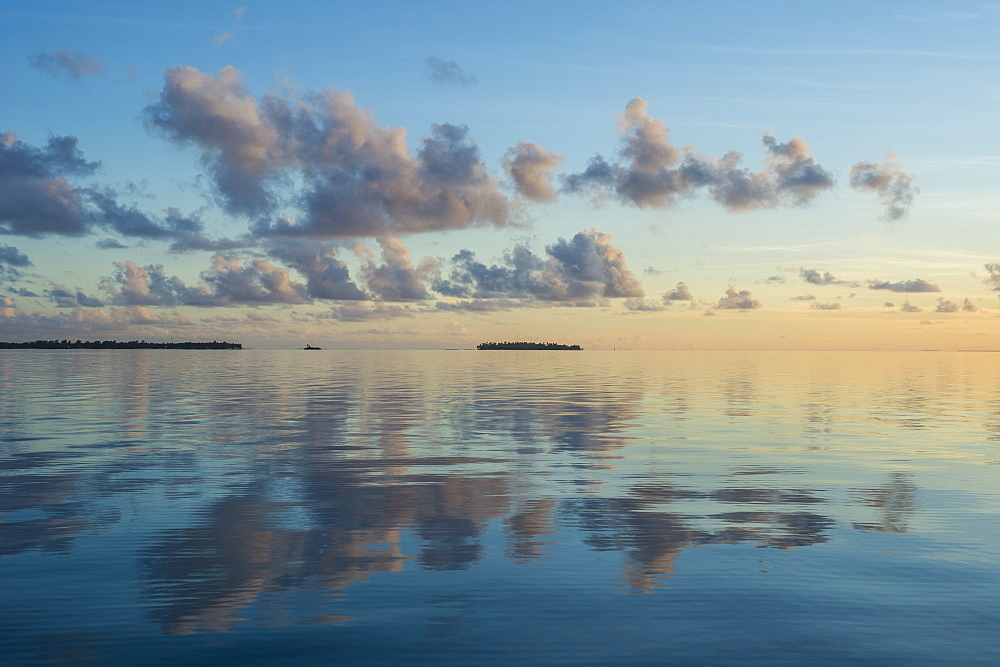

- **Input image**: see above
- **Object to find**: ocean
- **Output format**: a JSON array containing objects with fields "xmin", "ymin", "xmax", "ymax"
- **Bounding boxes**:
[{"xmin": 1, "ymin": 350, "xmax": 998, "ymax": 663}]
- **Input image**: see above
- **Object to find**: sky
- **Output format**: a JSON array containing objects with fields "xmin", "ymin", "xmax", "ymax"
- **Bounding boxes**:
[{"xmin": 1, "ymin": 0, "xmax": 999, "ymax": 350}]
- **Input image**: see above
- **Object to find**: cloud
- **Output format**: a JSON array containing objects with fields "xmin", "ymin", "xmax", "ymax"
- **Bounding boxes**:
[
  {"xmin": 850, "ymin": 151, "xmax": 918, "ymax": 220},
  {"xmin": 624, "ymin": 298, "xmax": 667, "ymax": 312},
  {"xmin": 438, "ymin": 229, "xmax": 642, "ymax": 304},
  {"xmin": 503, "ymin": 141, "xmax": 563, "ymax": 203},
  {"xmin": 812, "ymin": 302, "xmax": 841, "ymax": 310},
  {"xmin": 105, "ymin": 261, "xmax": 218, "ymax": 307},
  {"xmin": 0, "ymin": 132, "xmax": 97, "ymax": 236},
  {"xmin": 45, "ymin": 286, "xmax": 105, "ymax": 308},
  {"xmin": 936, "ymin": 298, "xmax": 979, "ymax": 313},
  {"xmin": 145, "ymin": 66, "xmax": 510, "ymax": 237},
  {"xmin": 424, "ymin": 56, "xmax": 477, "ymax": 86},
  {"xmin": 266, "ymin": 239, "xmax": 366, "ymax": 300},
  {"xmin": 0, "ymin": 304, "xmax": 195, "ymax": 338},
  {"xmin": 716, "ymin": 285, "xmax": 762, "ymax": 309},
  {"xmin": 213, "ymin": 7, "xmax": 246, "ymax": 47},
  {"xmin": 664, "ymin": 281, "xmax": 693, "ymax": 301},
  {"xmin": 95, "ymin": 238, "xmax": 127, "ymax": 249},
  {"xmin": 320, "ymin": 303, "xmax": 414, "ymax": 321},
  {"xmin": 0, "ymin": 244, "xmax": 32, "ymax": 282},
  {"xmin": 935, "ymin": 298, "xmax": 960, "ymax": 313},
  {"xmin": 0, "ymin": 133, "xmax": 206, "ymax": 241},
  {"xmin": 85, "ymin": 191, "xmax": 205, "ymax": 240},
  {"xmin": 800, "ymin": 268, "xmax": 857, "ymax": 286},
  {"xmin": 213, "ymin": 32, "xmax": 235, "ymax": 47},
  {"xmin": 562, "ymin": 98, "xmax": 834, "ymax": 211},
  {"xmin": 104, "ymin": 255, "xmax": 308, "ymax": 307},
  {"xmin": 868, "ymin": 278, "xmax": 941, "ymax": 293},
  {"xmin": 201, "ymin": 255, "xmax": 307, "ymax": 304},
  {"xmin": 791, "ymin": 294, "xmax": 816, "ymax": 301},
  {"xmin": 27, "ymin": 49, "xmax": 106, "ymax": 79},
  {"xmin": 900, "ymin": 300, "xmax": 922, "ymax": 312},
  {"xmin": 434, "ymin": 299, "xmax": 518, "ymax": 312},
  {"xmin": 356, "ymin": 237, "xmax": 435, "ymax": 301},
  {"xmin": 983, "ymin": 262, "xmax": 1000, "ymax": 292}
]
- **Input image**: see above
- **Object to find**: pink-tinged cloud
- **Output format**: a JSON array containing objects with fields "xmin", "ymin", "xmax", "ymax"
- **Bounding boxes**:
[
  {"xmin": 563, "ymin": 98, "xmax": 834, "ymax": 211},
  {"xmin": 436, "ymin": 228, "xmax": 643, "ymax": 304},
  {"xmin": 145, "ymin": 66, "xmax": 511, "ymax": 237},
  {"xmin": 716, "ymin": 285, "xmax": 762, "ymax": 309},
  {"xmin": 503, "ymin": 141, "xmax": 563, "ymax": 203},
  {"xmin": 850, "ymin": 151, "xmax": 918, "ymax": 220}
]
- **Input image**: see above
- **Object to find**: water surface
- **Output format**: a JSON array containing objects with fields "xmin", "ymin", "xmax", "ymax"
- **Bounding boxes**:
[{"xmin": 2, "ymin": 351, "xmax": 998, "ymax": 663}]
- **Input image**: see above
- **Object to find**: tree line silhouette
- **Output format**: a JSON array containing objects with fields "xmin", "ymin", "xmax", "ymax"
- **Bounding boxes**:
[
  {"xmin": 0, "ymin": 340, "xmax": 242, "ymax": 350},
  {"xmin": 477, "ymin": 341, "xmax": 582, "ymax": 350}
]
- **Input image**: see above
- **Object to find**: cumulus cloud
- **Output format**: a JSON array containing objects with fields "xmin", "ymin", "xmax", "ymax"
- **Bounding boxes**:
[
  {"xmin": 503, "ymin": 141, "xmax": 563, "ymax": 202},
  {"xmin": 792, "ymin": 294, "xmax": 816, "ymax": 301},
  {"xmin": 266, "ymin": 239, "xmax": 366, "ymax": 300},
  {"xmin": 868, "ymin": 278, "xmax": 941, "ymax": 293},
  {"xmin": 0, "ymin": 132, "xmax": 207, "ymax": 241},
  {"xmin": 0, "ymin": 304, "xmax": 195, "ymax": 338},
  {"xmin": 562, "ymin": 97, "xmax": 834, "ymax": 211},
  {"xmin": 104, "ymin": 255, "xmax": 308, "ymax": 307},
  {"xmin": 27, "ymin": 49, "xmax": 106, "ymax": 79},
  {"xmin": 424, "ymin": 56, "xmax": 477, "ymax": 86},
  {"xmin": 983, "ymin": 263, "xmax": 1000, "ymax": 292},
  {"xmin": 936, "ymin": 298, "xmax": 979, "ymax": 313},
  {"xmin": 622, "ymin": 298, "xmax": 666, "ymax": 312},
  {"xmin": 436, "ymin": 229, "xmax": 642, "ymax": 304},
  {"xmin": 0, "ymin": 132, "xmax": 97, "ymax": 235},
  {"xmin": 716, "ymin": 285, "xmax": 762, "ymax": 309},
  {"xmin": 356, "ymin": 237, "xmax": 435, "ymax": 301},
  {"xmin": 95, "ymin": 238, "xmax": 127, "ymax": 249},
  {"xmin": 800, "ymin": 268, "xmax": 857, "ymax": 286},
  {"xmin": 145, "ymin": 65, "xmax": 510, "ymax": 237},
  {"xmin": 0, "ymin": 244, "xmax": 32, "ymax": 282},
  {"xmin": 201, "ymin": 254, "xmax": 307, "ymax": 304},
  {"xmin": 664, "ymin": 281, "xmax": 693, "ymax": 301},
  {"xmin": 45, "ymin": 286, "xmax": 105, "ymax": 308},
  {"xmin": 900, "ymin": 300, "xmax": 922, "ymax": 313},
  {"xmin": 812, "ymin": 302, "xmax": 841, "ymax": 310},
  {"xmin": 850, "ymin": 151, "xmax": 918, "ymax": 220},
  {"xmin": 935, "ymin": 298, "xmax": 960, "ymax": 313}
]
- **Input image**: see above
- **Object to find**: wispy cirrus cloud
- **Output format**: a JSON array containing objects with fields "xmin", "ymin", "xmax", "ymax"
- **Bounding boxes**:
[
  {"xmin": 424, "ymin": 56, "xmax": 477, "ymax": 86},
  {"xmin": 27, "ymin": 49, "xmax": 106, "ymax": 79}
]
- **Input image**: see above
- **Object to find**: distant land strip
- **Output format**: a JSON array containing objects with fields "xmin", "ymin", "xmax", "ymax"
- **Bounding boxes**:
[
  {"xmin": 0, "ymin": 340, "xmax": 242, "ymax": 350},
  {"xmin": 477, "ymin": 341, "xmax": 582, "ymax": 350}
]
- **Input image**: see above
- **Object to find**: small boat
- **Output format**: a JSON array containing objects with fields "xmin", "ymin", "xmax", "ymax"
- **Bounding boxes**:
[{"xmin": 303, "ymin": 345, "xmax": 322, "ymax": 350}]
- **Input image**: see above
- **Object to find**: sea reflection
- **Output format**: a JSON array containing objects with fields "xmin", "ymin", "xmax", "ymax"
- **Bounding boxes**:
[{"xmin": 2, "ymin": 351, "xmax": 999, "ymax": 662}]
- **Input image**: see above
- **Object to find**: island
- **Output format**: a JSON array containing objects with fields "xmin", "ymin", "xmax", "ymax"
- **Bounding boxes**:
[
  {"xmin": 0, "ymin": 340, "xmax": 242, "ymax": 350},
  {"xmin": 477, "ymin": 341, "xmax": 582, "ymax": 350}
]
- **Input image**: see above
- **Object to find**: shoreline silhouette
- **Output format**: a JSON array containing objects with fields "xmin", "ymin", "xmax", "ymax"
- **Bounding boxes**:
[
  {"xmin": 0, "ymin": 340, "xmax": 242, "ymax": 350},
  {"xmin": 477, "ymin": 341, "xmax": 582, "ymax": 350}
]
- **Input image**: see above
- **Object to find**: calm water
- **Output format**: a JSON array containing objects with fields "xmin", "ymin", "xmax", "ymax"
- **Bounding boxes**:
[{"xmin": 1, "ymin": 350, "xmax": 998, "ymax": 664}]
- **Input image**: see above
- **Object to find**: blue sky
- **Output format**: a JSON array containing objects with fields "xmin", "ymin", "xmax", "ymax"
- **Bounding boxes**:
[{"xmin": 1, "ymin": 1, "xmax": 999, "ymax": 349}]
